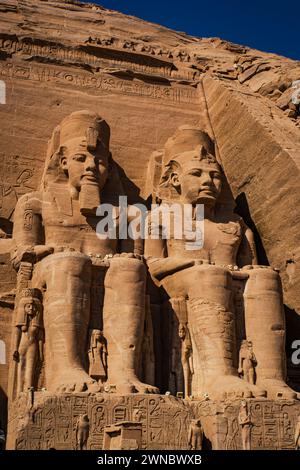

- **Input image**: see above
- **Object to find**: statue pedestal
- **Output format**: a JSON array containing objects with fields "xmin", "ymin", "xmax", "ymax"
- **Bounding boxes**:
[
  {"xmin": 7, "ymin": 392, "xmax": 193, "ymax": 450},
  {"xmin": 7, "ymin": 392, "xmax": 300, "ymax": 450},
  {"xmin": 190, "ymin": 397, "xmax": 300, "ymax": 450}
]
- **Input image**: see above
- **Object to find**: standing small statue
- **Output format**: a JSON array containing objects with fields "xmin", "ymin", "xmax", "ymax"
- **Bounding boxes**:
[
  {"xmin": 188, "ymin": 419, "xmax": 203, "ymax": 450},
  {"xmin": 88, "ymin": 329, "xmax": 108, "ymax": 382},
  {"xmin": 238, "ymin": 340, "xmax": 257, "ymax": 385},
  {"xmin": 76, "ymin": 414, "xmax": 90, "ymax": 450},
  {"xmin": 12, "ymin": 288, "xmax": 44, "ymax": 394},
  {"xmin": 178, "ymin": 323, "xmax": 194, "ymax": 398},
  {"xmin": 238, "ymin": 401, "xmax": 252, "ymax": 450},
  {"xmin": 295, "ymin": 415, "xmax": 300, "ymax": 450}
]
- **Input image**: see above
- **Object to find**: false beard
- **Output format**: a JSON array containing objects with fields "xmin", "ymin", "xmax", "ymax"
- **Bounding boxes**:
[{"xmin": 79, "ymin": 181, "xmax": 101, "ymax": 217}]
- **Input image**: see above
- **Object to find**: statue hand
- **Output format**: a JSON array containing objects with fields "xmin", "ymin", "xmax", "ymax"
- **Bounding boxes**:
[
  {"xmin": 241, "ymin": 265, "xmax": 253, "ymax": 271},
  {"xmin": 238, "ymin": 367, "xmax": 243, "ymax": 375},
  {"xmin": 34, "ymin": 245, "xmax": 54, "ymax": 261},
  {"xmin": 119, "ymin": 252, "xmax": 142, "ymax": 259},
  {"xmin": 13, "ymin": 350, "xmax": 19, "ymax": 362},
  {"xmin": 11, "ymin": 246, "xmax": 36, "ymax": 269},
  {"xmin": 12, "ymin": 245, "xmax": 53, "ymax": 269},
  {"xmin": 146, "ymin": 257, "xmax": 195, "ymax": 280}
]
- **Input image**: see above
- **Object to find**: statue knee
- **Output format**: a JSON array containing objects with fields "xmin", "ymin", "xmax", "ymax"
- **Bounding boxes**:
[
  {"xmin": 40, "ymin": 251, "xmax": 92, "ymax": 278},
  {"xmin": 107, "ymin": 256, "xmax": 146, "ymax": 282},
  {"xmin": 247, "ymin": 266, "xmax": 282, "ymax": 294},
  {"xmin": 192, "ymin": 263, "xmax": 232, "ymax": 285}
]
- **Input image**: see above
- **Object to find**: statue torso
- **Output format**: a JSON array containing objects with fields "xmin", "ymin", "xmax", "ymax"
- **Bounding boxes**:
[
  {"xmin": 42, "ymin": 191, "xmax": 119, "ymax": 256},
  {"xmin": 166, "ymin": 216, "xmax": 243, "ymax": 266}
]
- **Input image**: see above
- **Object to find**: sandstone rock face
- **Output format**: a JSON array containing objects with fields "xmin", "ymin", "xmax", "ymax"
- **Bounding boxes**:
[{"xmin": 0, "ymin": 0, "xmax": 300, "ymax": 451}]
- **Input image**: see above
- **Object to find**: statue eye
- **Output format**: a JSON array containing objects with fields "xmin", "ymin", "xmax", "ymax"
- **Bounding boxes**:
[
  {"xmin": 73, "ymin": 154, "xmax": 86, "ymax": 162},
  {"xmin": 190, "ymin": 170, "xmax": 202, "ymax": 177},
  {"xmin": 211, "ymin": 172, "xmax": 221, "ymax": 179}
]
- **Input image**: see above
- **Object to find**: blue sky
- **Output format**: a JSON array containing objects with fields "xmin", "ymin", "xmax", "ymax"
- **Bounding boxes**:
[{"xmin": 81, "ymin": 0, "xmax": 299, "ymax": 60}]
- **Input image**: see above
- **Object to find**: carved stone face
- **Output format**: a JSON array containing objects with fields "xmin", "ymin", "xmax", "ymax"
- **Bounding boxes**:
[
  {"xmin": 60, "ymin": 139, "xmax": 108, "ymax": 193},
  {"xmin": 178, "ymin": 324, "xmax": 186, "ymax": 339},
  {"xmin": 171, "ymin": 151, "xmax": 222, "ymax": 205},
  {"xmin": 24, "ymin": 301, "xmax": 37, "ymax": 317}
]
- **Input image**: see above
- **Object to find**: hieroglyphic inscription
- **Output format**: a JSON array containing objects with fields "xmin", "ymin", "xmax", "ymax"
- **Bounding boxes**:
[
  {"xmin": 220, "ymin": 399, "xmax": 299, "ymax": 450},
  {"xmin": 0, "ymin": 154, "xmax": 39, "ymax": 219},
  {"xmin": 250, "ymin": 401, "xmax": 295, "ymax": 449},
  {"xmin": 0, "ymin": 61, "xmax": 199, "ymax": 105},
  {"xmin": 11, "ymin": 393, "xmax": 193, "ymax": 450}
]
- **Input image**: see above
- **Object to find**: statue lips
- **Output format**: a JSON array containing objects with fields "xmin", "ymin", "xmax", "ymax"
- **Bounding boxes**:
[
  {"xmin": 198, "ymin": 186, "xmax": 217, "ymax": 198},
  {"xmin": 81, "ymin": 172, "xmax": 98, "ymax": 184}
]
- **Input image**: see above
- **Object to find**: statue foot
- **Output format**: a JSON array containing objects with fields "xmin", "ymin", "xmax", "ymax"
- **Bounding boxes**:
[
  {"xmin": 106, "ymin": 377, "xmax": 159, "ymax": 395},
  {"xmin": 202, "ymin": 375, "xmax": 267, "ymax": 400},
  {"xmin": 258, "ymin": 379, "xmax": 297, "ymax": 400},
  {"xmin": 129, "ymin": 379, "xmax": 159, "ymax": 394},
  {"xmin": 52, "ymin": 369, "xmax": 96, "ymax": 393}
]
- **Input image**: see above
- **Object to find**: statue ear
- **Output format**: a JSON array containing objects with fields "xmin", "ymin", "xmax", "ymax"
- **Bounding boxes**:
[
  {"xmin": 170, "ymin": 171, "xmax": 180, "ymax": 190},
  {"xmin": 199, "ymin": 145, "xmax": 207, "ymax": 158},
  {"xmin": 58, "ymin": 146, "xmax": 68, "ymax": 171}
]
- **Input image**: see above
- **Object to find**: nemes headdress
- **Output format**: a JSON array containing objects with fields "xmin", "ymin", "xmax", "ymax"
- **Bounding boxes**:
[
  {"xmin": 42, "ymin": 110, "xmax": 110, "ymax": 189},
  {"xmin": 58, "ymin": 111, "xmax": 110, "ymax": 152},
  {"xmin": 159, "ymin": 126, "xmax": 220, "ymax": 193},
  {"xmin": 164, "ymin": 125, "xmax": 216, "ymax": 163}
]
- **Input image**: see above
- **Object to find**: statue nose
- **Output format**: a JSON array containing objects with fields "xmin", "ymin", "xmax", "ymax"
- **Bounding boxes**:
[
  {"xmin": 85, "ymin": 156, "xmax": 96, "ymax": 170},
  {"xmin": 200, "ymin": 173, "xmax": 213, "ymax": 185}
]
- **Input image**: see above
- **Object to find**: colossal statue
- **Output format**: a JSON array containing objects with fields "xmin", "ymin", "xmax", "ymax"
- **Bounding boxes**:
[
  {"xmin": 11, "ymin": 110, "xmax": 157, "ymax": 395},
  {"xmin": 145, "ymin": 125, "xmax": 297, "ymax": 401}
]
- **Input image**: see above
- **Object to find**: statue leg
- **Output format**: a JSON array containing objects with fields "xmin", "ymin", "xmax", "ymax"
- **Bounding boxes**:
[
  {"xmin": 32, "ymin": 252, "xmax": 94, "ymax": 392},
  {"xmin": 17, "ymin": 340, "xmax": 27, "ymax": 394},
  {"xmin": 248, "ymin": 367, "xmax": 255, "ymax": 385},
  {"xmin": 23, "ymin": 342, "xmax": 37, "ymax": 391},
  {"xmin": 244, "ymin": 267, "xmax": 297, "ymax": 399},
  {"xmin": 186, "ymin": 265, "xmax": 266, "ymax": 400},
  {"xmin": 103, "ymin": 257, "xmax": 159, "ymax": 394},
  {"xmin": 182, "ymin": 361, "xmax": 191, "ymax": 398}
]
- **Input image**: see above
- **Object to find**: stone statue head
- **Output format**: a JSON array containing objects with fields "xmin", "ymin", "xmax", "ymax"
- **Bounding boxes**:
[
  {"xmin": 16, "ymin": 289, "xmax": 43, "ymax": 326},
  {"xmin": 43, "ymin": 110, "xmax": 111, "ymax": 215},
  {"xmin": 241, "ymin": 339, "xmax": 253, "ymax": 349},
  {"xmin": 240, "ymin": 400, "xmax": 249, "ymax": 415},
  {"xmin": 159, "ymin": 126, "xmax": 222, "ymax": 206},
  {"xmin": 90, "ymin": 329, "xmax": 104, "ymax": 345},
  {"xmin": 178, "ymin": 323, "xmax": 186, "ymax": 339}
]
